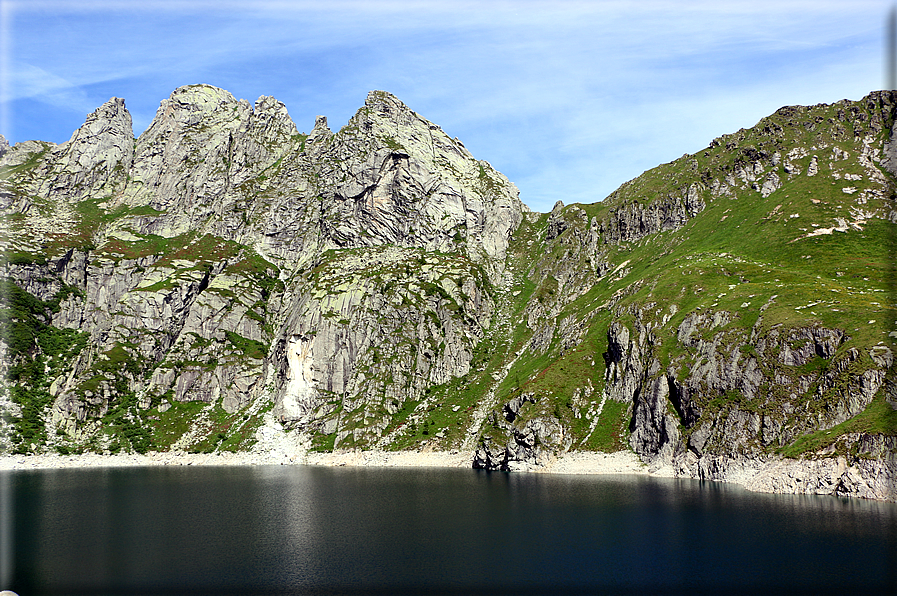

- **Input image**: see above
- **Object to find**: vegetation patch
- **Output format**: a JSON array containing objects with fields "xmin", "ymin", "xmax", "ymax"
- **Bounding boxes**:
[
  {"xmin": 223, "ymin": 330, "xmax": 268, "ymax": 360},
  {"xmin": 779, "ymin": 396, "xmax": 897, "ymax": 458}
]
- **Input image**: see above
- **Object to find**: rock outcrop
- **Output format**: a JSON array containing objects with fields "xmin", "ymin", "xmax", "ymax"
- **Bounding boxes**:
[{"xmin": 0, "ymin": 85, "xmax": 523, "ymax": 455}]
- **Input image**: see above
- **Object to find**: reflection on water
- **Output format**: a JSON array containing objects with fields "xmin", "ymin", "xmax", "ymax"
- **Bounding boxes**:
[
  {"xmin": 0, "ymin": 473, "xmax": 11, "ymax": 589},
  {"xmin": 7, "ymin": 465, "xmax": 897, "ymax": 594}
]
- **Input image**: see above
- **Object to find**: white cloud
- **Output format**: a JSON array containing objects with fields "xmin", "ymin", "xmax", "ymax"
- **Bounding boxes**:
[
  {"xmin": 4, "ymin": 62, "xmax": 85, "ymax": 104},
  {"xmin": 2, "ymin": 0, "xmax": 893, "ymax": 210}
]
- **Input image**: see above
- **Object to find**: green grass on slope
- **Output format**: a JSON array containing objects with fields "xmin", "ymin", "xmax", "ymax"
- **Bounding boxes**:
[
  {"xmin": 0, "ymin": 280, "xmax": 90, "ymax": 453},
  {"xmin": 778, "ymin": 396, "xmax": 897, "ymax": 458},
  {"xmin": 517, "ymin": 94, "xmax": 897, "ymax": 457},
  {"xmin": 579, "ymin": 150, "xmax": 893, "ymax": 343}
]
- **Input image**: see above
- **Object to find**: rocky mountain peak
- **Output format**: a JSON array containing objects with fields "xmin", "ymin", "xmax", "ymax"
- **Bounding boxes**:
[
  {"xmin": 54, "ymin": 96, "xmax": 133, "ymax": 166},
  {"xmin": 355, "ymin": 90, "xmax": 435, "ymax": 136},
  {"xmin": 294, "ymin": 88, "xmax": 524, "ymax": 271},
  {"xmin": 168, "ymin": 83, "xmax": 241, "ymax": 110},
  {"xmin": 306, "ymin": 115, "xmax": 332, "ymax": 145},
  {"xmin": 365, "ymin": 89, "xmax": 409, "ymax": 115},
  {"xmin": 148, "ymin": 84, "xmax": 249, "ymax": 137},
  {"xmin": 248, "ymin": 95, "xmax": 299, "ymax": 151},
  {"xmin": 16, "ymin": 96, "xmax": 137, "ymax": 206}
]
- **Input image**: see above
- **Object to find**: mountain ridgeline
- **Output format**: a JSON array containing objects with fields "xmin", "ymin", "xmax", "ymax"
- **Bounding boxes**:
[{"xmin": 1, "ymin": 85, "xmax": 896, "ymax": 498}]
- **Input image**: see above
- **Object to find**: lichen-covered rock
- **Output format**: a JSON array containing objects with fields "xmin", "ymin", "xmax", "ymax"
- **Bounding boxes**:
[
  {"xmin": 0, "ymin": 84, "xmax": 522, "ymax": 455},
  {"xmin": 270, "ymin": 246, "xmax": 493, "ymax": 447}
]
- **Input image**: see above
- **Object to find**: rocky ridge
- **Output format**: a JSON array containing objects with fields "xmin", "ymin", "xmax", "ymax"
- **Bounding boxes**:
[{"xmin": 1, "ymin": 86, "xmax": 896, "ymax": 500}]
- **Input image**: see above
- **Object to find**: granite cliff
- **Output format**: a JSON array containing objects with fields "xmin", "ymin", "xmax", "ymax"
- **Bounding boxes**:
[{"xmin": 2, "ymin": 85, "xmax": 895, "ymax": 499}]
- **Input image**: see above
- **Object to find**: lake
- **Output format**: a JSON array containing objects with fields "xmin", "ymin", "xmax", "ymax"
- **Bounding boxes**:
[{"xmin": 3, "ymin": 465, "xmax": 896, "ymax": 595}]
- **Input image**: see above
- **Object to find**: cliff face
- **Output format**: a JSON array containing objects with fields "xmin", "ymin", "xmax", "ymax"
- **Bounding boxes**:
[
  {"xmin": 0, "ymin": 85, "xmax": 522, "ymax": 454},
  {"xmin": 1, "ymin": 86, "xmax": 896, "ymax": 499}
]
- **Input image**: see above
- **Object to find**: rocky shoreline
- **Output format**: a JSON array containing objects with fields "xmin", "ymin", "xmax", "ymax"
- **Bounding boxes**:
[
  {"xmin": 1, "ymin": 448, "xmax": 894, "ymax": 502},
  {"xmin": 0, "ymin": 449, "xmax": 646, "ymax": 474}
]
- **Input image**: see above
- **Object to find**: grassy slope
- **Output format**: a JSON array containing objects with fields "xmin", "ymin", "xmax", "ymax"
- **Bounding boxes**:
[{"xmin": 461, "ymin": 93, "xmax": 897, "ymax": 460}]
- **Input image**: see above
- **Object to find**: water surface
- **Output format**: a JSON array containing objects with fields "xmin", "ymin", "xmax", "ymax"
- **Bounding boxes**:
[{"xmin": 5, "ymin": 465, "xmax": 896, "ymax": 594}]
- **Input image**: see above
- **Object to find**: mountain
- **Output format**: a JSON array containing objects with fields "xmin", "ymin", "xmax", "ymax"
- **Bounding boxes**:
[{"xmin": 1, "ymin": 85, "xmax": 895, "ymax": 499}]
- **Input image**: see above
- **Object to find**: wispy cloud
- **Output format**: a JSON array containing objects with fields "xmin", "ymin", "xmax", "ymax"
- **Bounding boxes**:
[
  {"xmin": 1, "ymin": 0, "xmax": 892, "ymax": 210},
  {"xmin": 3, "ymin": 62, "xmax": 93, "ymax": 108}
]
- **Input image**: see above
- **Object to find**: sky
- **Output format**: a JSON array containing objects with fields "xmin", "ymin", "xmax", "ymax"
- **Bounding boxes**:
[{"xmin": 0, "ymin": 0, "xmax": 893, "ymax": 212}]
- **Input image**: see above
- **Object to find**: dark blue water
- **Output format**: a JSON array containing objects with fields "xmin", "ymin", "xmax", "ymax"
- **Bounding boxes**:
[{"xmin": 4, "ymin": 465, "xmax": 896, "ymax": 595}]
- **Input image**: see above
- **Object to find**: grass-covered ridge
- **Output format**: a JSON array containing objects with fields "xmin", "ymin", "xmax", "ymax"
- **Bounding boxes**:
[{"xmin": 481, "ymin": 91, "xmax": 896, "ymax": 465}]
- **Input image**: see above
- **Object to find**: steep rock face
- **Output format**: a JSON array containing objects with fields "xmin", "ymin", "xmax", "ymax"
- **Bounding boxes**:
[
  {"xmin": 472, "ymin": 392, "xmax": 571, "ymax": 471},
  {"xmin": 0, "ymin": 85, "xmax": 523, "ymax": 455},
  {"xmin": 307, "ymin": 91, "xmax": 523, "ymax": 274},
  {"xmin": 599, "ymin": 311, "xmax": 893, "ymax": 467},
  {"xmin": 43, "ymin": 243, "xmax": 278, "ymax": 439},
  {"xmin": 271, "ymin": 245, "xmax": 493, "ymax": 449},
  {"xmin": 599, "ymin": 183, "xmax": 705, "ymax": 245}
]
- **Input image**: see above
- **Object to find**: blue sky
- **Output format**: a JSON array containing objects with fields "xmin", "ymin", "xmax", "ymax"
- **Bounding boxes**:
[{"xmin": 0, "ymin": 0, "xmax": 892, "ymax": 212}]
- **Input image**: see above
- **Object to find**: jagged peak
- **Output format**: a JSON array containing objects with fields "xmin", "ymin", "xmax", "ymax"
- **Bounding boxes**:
[
  {"xmin": 365, "ymin": 89, "xmax": 403, "ymax": 107},
  {"xmin": 169, "ymin": 83, "xmax": 238, "ymax": 105},
  {"xmin": 77, "ymin": 96, "xmax": 131, "ymax": 130},
  {"xmin": 57, "ymin": 96, "xmax": 133, "ymax": 158},
  {"xmin": 253, "ymin": 94, "xmax": 287, "ymax": 113},
  {"xmin": 96, "ymin": 96, "xmax": 127, "ymax": 110},
  {"xmin": 150, "ymin": 86, "xmax": 302, "ymax": 138},
  {"xmin": 312, "ymin": 115, "xmax": 330, "ymax": 132},
  {"xmin": 364, "ymin": 90, "xmax": 416, "ymax": 121},
  {"xmin": 250, "ymin": 95, "xmax": 299, "ymax": 138},
  {"xmin": 306, "ymin": 115, "xmax": 332, "ymax": 145},
  {"xmin": 138, "ymin": 85, "xmax": 250, "ymax": 146}
]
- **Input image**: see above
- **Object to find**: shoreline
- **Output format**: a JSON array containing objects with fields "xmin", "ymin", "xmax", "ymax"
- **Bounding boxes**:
[
  {"xmin": 2, "ymin": 449, "xmax": 893, "ymax": 502},
  {"xmin": 0, "ymin": 449, "xmax": 647, "ymax": 475}
]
